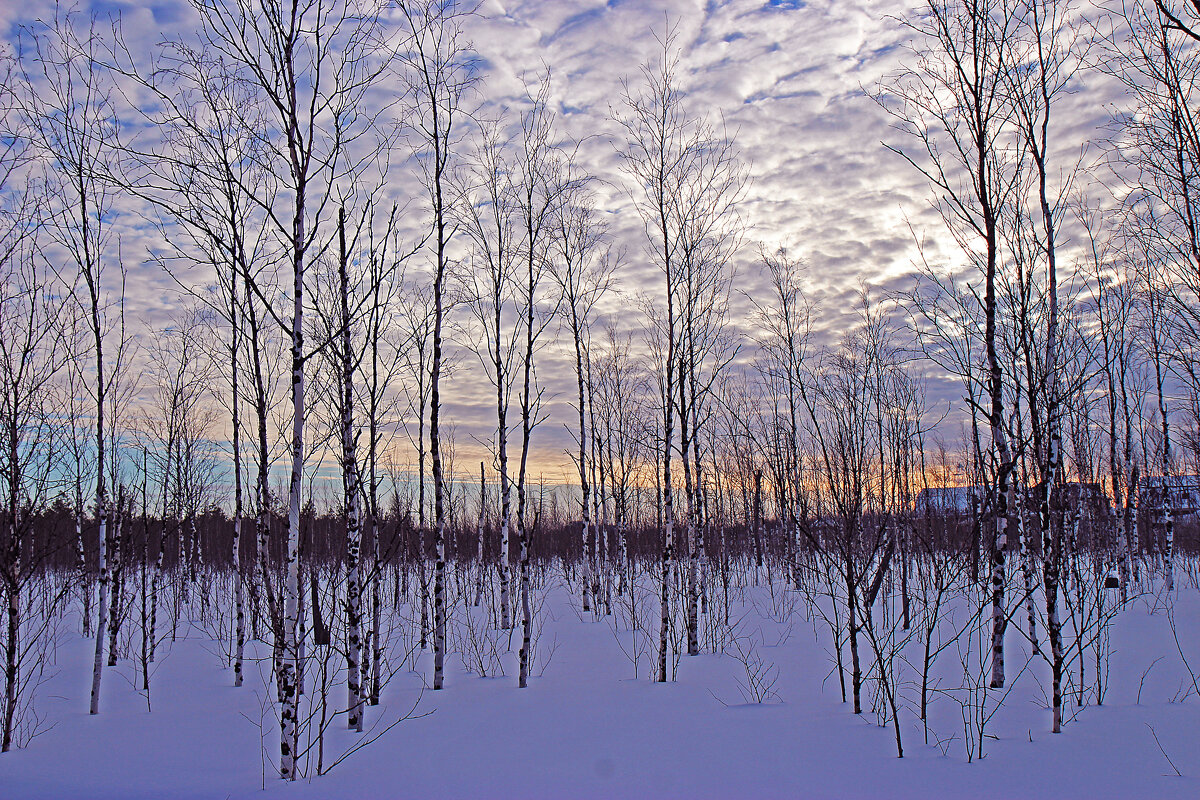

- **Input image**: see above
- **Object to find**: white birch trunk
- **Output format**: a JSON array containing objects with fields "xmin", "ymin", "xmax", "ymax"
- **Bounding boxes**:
[
  {"xmin": 107, "ymin": 496, "xmax": 123, "ymax": 667},
  {"xmin": 1017, "ymin": 480, "xmax": 1036, "ymax": 652},
  {"xmin": 574, "ymin": 325, "xmax": 593, "ymax": 615},
  {"xmin": 475, "ymin": 463, "xmax": 486, "ymax": 608},
  {"xmin": 89, "ymin": 503, "xmax": 107, "ymax": 715},
  {"xmin": 370, "ymin": 513, "xmax": 382, "ymax": 704},
  {"xmin": 338, "ymin": 209, "xmax": 364, "ymax": 732},
  {"xmin": 89, "ymin": 308, "xmax": 107, "ymax": 715},
  {"xmin": 499, "ymin": 463, "xmax": 512, "ymax": 629},
  {"xmin": 279, "ymin": 205, "xmax": 305, "ymax": 780},
  {"xmin": 232, "ymin": 277, "xmax": 245, "ymax": 689}
]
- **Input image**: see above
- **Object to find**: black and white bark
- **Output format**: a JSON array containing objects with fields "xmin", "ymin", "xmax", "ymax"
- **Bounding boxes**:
[
  {"xmin": 460, "ymin": 120, "xmax": 519, "ymax": 628},
  {"xmin": 18, "ymin": 8, "xmax": 124, "ymax": 715},
  {"xmin": 398, "ymin": 0, "xmax": 476, "ymax": 692},
  {"xmin": 554, "ymin": 190, "xmax": 612, "ymax": 622},
  {"xmin": 510, "ymin": 77, "xmax": 573, "ymax": 685},
  {"xmin": 879, "ymin": 0, "xmax": 1018, "ymax": 689},
  {"xmin": 616, "ymin": 36, "xmax": 691, "ymax": 683}
]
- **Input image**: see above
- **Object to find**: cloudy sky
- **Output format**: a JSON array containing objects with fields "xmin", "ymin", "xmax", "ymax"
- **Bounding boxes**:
[{"xmin": 2, "ymin": 0, "xmax": 1122, "ymax": 494}]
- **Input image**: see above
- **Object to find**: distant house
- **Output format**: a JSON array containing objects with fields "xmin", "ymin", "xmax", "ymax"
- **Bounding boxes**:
[
  {"xmin": 1139, "ymin": 475, "xmax": 1200, "ymax": 517},
  {"xmin": 914, "ymin": 486, "xmax": 982, "ymax": 515}
]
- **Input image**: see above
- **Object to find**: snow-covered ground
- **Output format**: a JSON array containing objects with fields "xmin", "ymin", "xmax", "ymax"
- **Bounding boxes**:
[{"xmin": 2, "ymin": 570, "xmax": 1198, "ymax": 799}]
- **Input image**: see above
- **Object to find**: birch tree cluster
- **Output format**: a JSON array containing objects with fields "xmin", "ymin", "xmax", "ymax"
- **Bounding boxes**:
[{"xmin": 0, "ymin": 0, "xmax": 1199, "ymax": 779}]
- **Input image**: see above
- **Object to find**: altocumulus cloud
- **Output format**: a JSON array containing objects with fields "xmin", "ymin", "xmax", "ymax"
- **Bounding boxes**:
[{"xmin": 2, "ymin": 0, "xmax": 1123, "ymax": 488}]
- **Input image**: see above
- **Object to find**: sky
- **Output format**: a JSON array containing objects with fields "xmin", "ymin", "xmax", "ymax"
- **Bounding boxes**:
[{"xmin": 1, "ymin": 0, "xmax": 1125, "ymax": 498}]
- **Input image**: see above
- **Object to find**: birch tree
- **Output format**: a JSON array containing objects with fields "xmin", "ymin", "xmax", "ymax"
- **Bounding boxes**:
[
  {"xmin": 0, "ymin": 168, "xmax": 72, "ymax": 752},
  {"xmin": 1109, "ymin": 0, "xmax": 1200, "ymax": 596},
  {"xmin": 397, "ymin": 0, "xmax": 476, "ymax": 691},
  {"xmin": 512, "ymin": 79, "xmax": 573, "ymax": 686},
  {"xmin": 168, "ymin": 0, "xmax": 399, "ymax": 776},
  {"xmin": 617, "ymin": 31, "xmax": 744, "ymax": 677},
  {"xmin": 673, "ymin": 142, "xmax": 743, "ymax": 657},
  {"xmin": 336, "ymin": 206, "xmax": 365, "ymax": 731},
  {"xmin": 753, "ymin": 249, "xmax": 814, "ymax": 594},
  {"xmin": 880, "ymin": 0, "xmax": 1018, "ymax": 688},
  {"xmin": 460, "ymin": 119, "xmax": 519, "ymax": 630},
  {"xmin": 616, "ymin": 35, "xmax": 691, "ymax": 683},
  {"xmin": 1005, "ymin": 0, "xmax": 1087, "ymax": 731},
  {"xmin": 19, "ymin": 7, "xmax": 124, "ymax": 715},
  {"xmin": 554, "ymin": 186, "xmax": 612, "ymax": 620}
]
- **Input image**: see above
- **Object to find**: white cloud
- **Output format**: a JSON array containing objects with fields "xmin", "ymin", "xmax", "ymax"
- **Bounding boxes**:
[{"xmin": 3, "ymin": 0, "xmax": 1128, "ymax": 489}]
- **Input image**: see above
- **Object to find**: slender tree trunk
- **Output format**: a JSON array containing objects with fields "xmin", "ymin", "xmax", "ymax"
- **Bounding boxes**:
[
  {"xmin": 370, "ymin": 509, "xmax": 381, "ymax": 704},
  {"xmin": 679, "ymin": 354, "xmax": 698, "ymax": 657},
  {"xmin": 430, "ymin": 127, "xmax": 449, "ymax": 694},
  {"xmin": 493, "ymin": 289, "xmax": 512, "ymax": 628},
  {"xmin": 231, "ymin": 275, "xmax": 245, "ymax": 689},
  {"xmin": 107, "ymin": 490, "xmax": 124, "ymax": 667},
  {"xmin": 659, "ymin": 282, "xmax": 676, "ymax": 683},
  {"xmin": 516, "ymin": 318, "xmax": 534, "ymax": 684},
  {"xmin": 518, "ymin": 512, "xmax": 532, "ymax": 688},
  {"xmin": 984, "ymin": 164, "xmax": 1011, "ymax": 689},
  {"xmin": 76, "ymin": 477, "xmax": 90, "ymax": 638},
  {"xmin": 338, "ymin": 209, "xmax": 365, "ymax": 732},
  {"xmin": 752, "ymin": 471, "xmax": 764, "ymax": 574},
  {"xmin": 846, "ymin": 551, "xmax": 862, "ymax": 715},
  {"xmin": 572, "ymin": 322, "xmax": 593, "ymax": 615},
  {"xmin": 1152, "ymin": 330, "xmax": 1174, "ymax": 592},
  {"xmin": 279, "ymin": 169, "xmax": 306, "ymax": 783},
  {"xmin": 89, "ymin": 300, "xmax": 108, "ymax": 716},
  {"xmin": 3, "ymin": 469, "xmax": 19, "ymax": 751},
  {"xmin": 139, "ymin": 458, "xmax": 150, "ymax": 694},
  {"xmin": 475, "ymin": 462, "xmax": 486, "ymax": 608}
]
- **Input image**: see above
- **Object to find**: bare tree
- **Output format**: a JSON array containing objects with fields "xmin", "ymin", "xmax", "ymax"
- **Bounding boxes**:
[
  {"xmin": 797, "ymin": 292, "xmax": 901, "ymax": 719},
  {"xmin": 397, "ymin": 0, "xmax": 476, "ymax": 692},
  {"xmin": 19, "ymin": 6, "xmax": 127, "ymax": 715},
  {"xmin": 553, "ymin": 184, "xmax": 613, "ymax": 621},
  {"xmin": 879, "ymin": 0, "xmax": 1018, "ymax": 688},
  {"xmin": 511, "ymin": 78, "xmax": 574, "ymax": 688},
  {"xmin": 753, "ymin": 249, "xmax": 813, "ymax": 598},
  {"xmin": 673, "ymin": 122, "xmax": 744, "ymax": 658},
  {"xmin": 591, "ymin": 326, "xmax": 651, "ymax": 600},
  {"xmin": 140, "ymin": 308, "xmax": 218, "ymax": 668},
  {"xmin": 1003, "ymin": 0, "xmax": 1090, "ymax": 732},
  {"xmin": 1108, "ymin": 0, "xmax": 1200, "ymax": 600},
  {"xmin": 0, "ymin": 154, "xmax": 73, "ymax": 752},
  {"xmin": 158, "ymin": 0, "xmax": 401, "ymax": 777},
  {"xmin": 616, "ymin": 30, "xmax": 743, "ymax": 681},
  {"xmin": 459, "ymin": 118, "xmax": 520, "ymax": 630}
]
